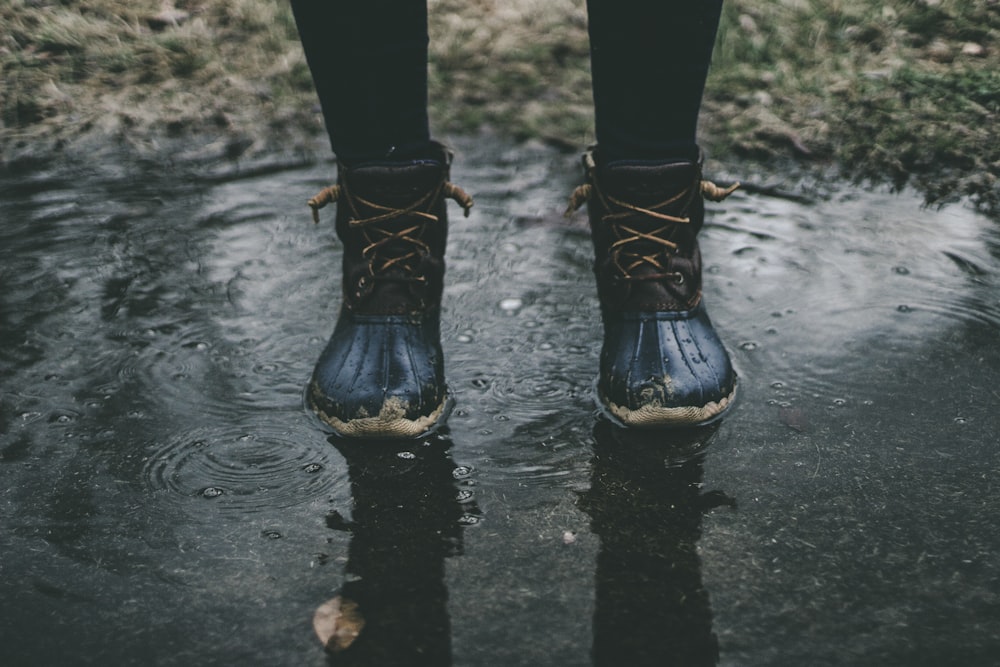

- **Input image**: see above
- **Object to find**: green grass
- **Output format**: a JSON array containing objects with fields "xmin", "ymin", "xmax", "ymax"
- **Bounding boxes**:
[{"xmin": 1, "ymin": 0, "xmax": 998, "ymax": 213}]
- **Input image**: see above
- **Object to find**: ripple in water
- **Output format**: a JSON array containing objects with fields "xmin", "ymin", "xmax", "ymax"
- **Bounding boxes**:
[
  {"xmin": 485, "ymin": 370, "xmax": 588, "ymax": 419},
  {"xmin": 143, "ymin": 424, "xmax": 342, "ymax": 512},
  {"xmin": 706, "ymin": 190, "xmax": 1000, "ymax": 407}
]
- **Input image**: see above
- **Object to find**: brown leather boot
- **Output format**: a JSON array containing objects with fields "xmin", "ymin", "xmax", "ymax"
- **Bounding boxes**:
[
  {"xmin": 307, "ymin": 143, "xmax": 472, "ymax": 438},
  {"xmin": 568, "ymin": 149, "xmax": 738, "ymax": 427}
]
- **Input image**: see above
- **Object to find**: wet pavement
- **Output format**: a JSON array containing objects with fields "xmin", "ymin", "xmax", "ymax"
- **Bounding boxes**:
[{"xmin": 2, "ymin": 138, "xmax": 999, "ymax": 666}]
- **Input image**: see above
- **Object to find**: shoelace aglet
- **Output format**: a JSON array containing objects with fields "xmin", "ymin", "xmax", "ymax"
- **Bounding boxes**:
[
  {"xmin": 564, "ymin": 183, "xmax": 592, "ymax": 218},
  {"xmin": 443, "ymin": 182, "xmax": 474, "ymax": 218},
  {"xmin": 701, "ymin": 180, "xmax": 740, "ymax": 202},
  {"xmin": 307, "ymin": 185, "xmax": 341, "ymax": 224}
]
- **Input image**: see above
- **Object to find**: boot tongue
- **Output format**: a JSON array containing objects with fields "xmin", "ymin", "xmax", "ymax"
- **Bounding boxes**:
[
  {"xmin": 343, "ymin": 160, "xmax": 446, "ymax": 208},
  {"xmin": 597, "ymin": 159, "xmax": 699, "ymax": 208}
]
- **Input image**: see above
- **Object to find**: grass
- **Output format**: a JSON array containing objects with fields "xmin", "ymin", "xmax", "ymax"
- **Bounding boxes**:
[{"xmin": 1, "ymin": 0, "xmax": 998, "ymax": 213}]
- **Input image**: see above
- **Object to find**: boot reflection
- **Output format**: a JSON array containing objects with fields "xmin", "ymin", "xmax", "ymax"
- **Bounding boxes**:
[
  {"xmin": 581, "ymin": 418, "xmax": 735, "ymax": 667},
  {"xmin": 314, "ymin": 432, "xmax": 478, "ymax": 666}
]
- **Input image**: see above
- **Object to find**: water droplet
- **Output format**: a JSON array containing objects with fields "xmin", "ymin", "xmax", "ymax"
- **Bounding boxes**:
[
  {"xmin": 458, "ymin": 514, "xmax": 481, "ymax": 526},
  {"xmin": 538, "ymin": 341, "xmax": 554, "ymax": 350},
  {"xmin": 494, "ymin": 414, "xmax": 509, "ymax": 422},
  {"xmin": 397, "ymin": 451, "xmax": 416, "ymax": 460},
  {"xmin": 893, "ymin": 266, "xmax": 910, "ymax": 275},
  {"xmin": 771, "ymin": 381, "xmax": 784, "ymax": 389},
  {"xmin": 202, "ymin": 486, "xmax": 225, "ymax": 498},
  {"xmin": 954, "ymin": 417, "xmax": 968, "ymax": 425},
  {"xmin": 566, "ymin": 345, "xmax": 588, "ymax": 354},
  {"xmin": 766, "ymin": 399, "xmax": 778, "ymax": 405},
  {"xmin": 862, "ymin": 400, "xmax": 874, "ymax": 406},
  {"xmin": 262, "ymin": 529, "xmax": 282, "ymax": 540},
  {"xmin": 457, "ymin": 334, "xmax": 473, "ymax": 343},
  {"xmin": 452, "ymin": 465, "xmax": 472, "ymax": 479},
  {"xmin": 470, "ymin": 377, "xmax": 490, "ymax": 389},
  {"xmin": 740, "ymin": 341, "xmax": 759, "ymax": 351},
  {"xmin": 500, "ymin": 297, "xmax": 523, "ymax": 312},
  {"xmin": 771, "ymin": 311, "xmax": 783, "ymax": 318},
  {"xmin": 456, "ymin": 489, "xmax": 474, "ymax": 503},
  {"xmin": 897, "ymin": 304, "xmax": 912, "ymax": 313},
  {"xmin": 304, "ymin": 463, "xmax": 324, "ymax": 473},
  {"xmin": 832, "ymin": 398, "xmax": 847, "ymax": 406}
]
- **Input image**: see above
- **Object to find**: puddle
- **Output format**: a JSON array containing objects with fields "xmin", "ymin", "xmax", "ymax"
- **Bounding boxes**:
[{"xmin": 2, "ymin": 138, "xmax": 999, "ymax": 665}]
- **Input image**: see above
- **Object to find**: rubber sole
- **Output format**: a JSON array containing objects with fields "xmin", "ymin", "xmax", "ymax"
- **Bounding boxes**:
[
  {"xmin": 599, "ymin": 381, "xmax": 737, "ymax": 429},
  {"xmin": 307, "ymin": 381, "xmax": 451, "ymax": 439}
]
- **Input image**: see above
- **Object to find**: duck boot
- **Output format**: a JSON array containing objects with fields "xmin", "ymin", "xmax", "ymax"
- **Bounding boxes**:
[
  {"xmin": 567, "ymin": 150, "xmax": 738, "ymax": 428},
  {"xmin": 306, "ymin": 144, "xmax": 473, "ymax": 438}
]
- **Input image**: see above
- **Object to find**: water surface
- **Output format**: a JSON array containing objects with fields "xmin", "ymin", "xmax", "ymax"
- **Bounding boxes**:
[{"xmin": 2, "ymin": 139, "xmax": 999, "ymax": 665}]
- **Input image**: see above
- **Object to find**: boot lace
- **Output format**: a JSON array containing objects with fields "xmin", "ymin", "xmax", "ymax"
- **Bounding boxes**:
[
  {"xmin": 566, "ymin": 178, "xmax": 738, "ymax": 282},
  {"xmin": 308, "ymin": 181, "xmax": 473, "ymax": 282}
]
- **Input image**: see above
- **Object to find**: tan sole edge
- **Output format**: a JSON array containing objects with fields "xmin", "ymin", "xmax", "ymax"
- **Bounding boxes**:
[
  {"xmin": 606, "ymin": 385, "xmax": 737, "ymax": 428},
  {"xmin": 310, "ymin": 387, "xmax": 446, "ymax": 439}
]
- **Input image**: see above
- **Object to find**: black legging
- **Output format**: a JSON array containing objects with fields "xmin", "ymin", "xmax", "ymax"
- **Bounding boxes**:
[{"xmin": 291, "ymin": 0, "xmax": 724, "ymax": 165}]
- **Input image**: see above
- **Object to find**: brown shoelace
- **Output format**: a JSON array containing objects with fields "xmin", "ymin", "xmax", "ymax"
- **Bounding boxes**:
[
  {"xmin": 566, "ymin": 178, "xmax": 738, "ymax": 282},
  {"xmin": 308, "ymin": 181, "xmax": 473, "ymax": 280}
]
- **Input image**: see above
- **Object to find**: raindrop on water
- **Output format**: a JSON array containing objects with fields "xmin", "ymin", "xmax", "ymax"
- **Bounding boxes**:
[
  {"xmin": 304, "ymin": 463, "xmax": 324, "ymax": 474},
  {"xmin": 832, "ymin": 398, "xmax": 847, "ymax": 406},
  {"xmin": 397, "ymin": 451, "xmax": 416, "ymax": 460},
  {"xmin": 452, "ymin": 465, "xmax": 472, "ymax": 479},
  {"xmin": 893, "ymin": 266, "xmax": 910, "ymax": 275},
  {"xmin": 458, "ymin": 514, "xmax": 481, "ymax": 526},
  {"xmin": 954, "ymin": 417, "xmax": 968, "ymax": 425},
  {"xmin": 740, "ymin": 341, "xmax": 759, "ymax": 351},
  {"xmin": 202, "ymin": 486, "xmax": 225, "ymax": 499},
  {"xmin": 500, "ymin": 297, "xmax": 523, "ymax": 312},
  {"xmin": 457, "ymin": 334, "xmax": 473, "ymax": 343},
  {"xmin": 262, "ymin": 529, "xmax": 283, "ymax": 540},
  {"xmin": 897, "ymin": 305, "xmax": 912, "ymax": 313},
  {"xmin": 771, "ymin": 381, "xmax": 784, "ymax": 389}
]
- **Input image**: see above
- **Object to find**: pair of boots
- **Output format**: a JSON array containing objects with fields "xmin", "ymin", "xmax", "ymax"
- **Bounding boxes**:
[{"xmin": 306, "ymin": 143, "xmax": 737, "ymax": 438}]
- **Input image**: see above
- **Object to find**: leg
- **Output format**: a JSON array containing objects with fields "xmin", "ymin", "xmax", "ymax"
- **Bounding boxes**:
[
  {"xmin": 587, "ymin": 0, "xmax": 724, "ymax": 162},
  {"xmin": 290, "ymin": 0, "xmax": 434, "ymax": 164},
  {"xmin": 292, "ymin": 1, "xmax": 473, "ymax": 437},
  {"xmin": 572, "ymin": 0, "xmax": 736, "ymax": 427}
]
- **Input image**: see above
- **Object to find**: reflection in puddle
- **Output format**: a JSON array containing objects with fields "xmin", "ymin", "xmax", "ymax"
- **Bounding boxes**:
[
  {"xmin": 582, "ymin": 419, "xmax": 735, "ymax": 666},
  {"xmin": 314, "ymin": 434, "xmax": 478, "ymax": 664}
]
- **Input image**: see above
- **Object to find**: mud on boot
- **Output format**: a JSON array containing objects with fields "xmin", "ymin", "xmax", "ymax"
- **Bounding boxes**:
[
  {"xmin": 567, "ymin": 149, "xmax": 738, "ymax": 428},
  {"xmin": 307, "ymin": 143, "xmax": 472, "ymax": 438}
]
